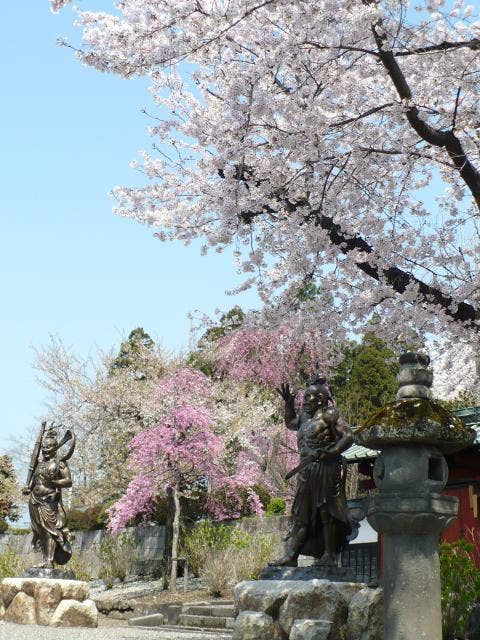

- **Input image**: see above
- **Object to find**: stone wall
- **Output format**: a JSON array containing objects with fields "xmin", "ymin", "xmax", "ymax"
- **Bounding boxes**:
[
  {"xmin": 0, "ymin": 515, "xmax": 376, "ymax": 583},
  {"xmin": 0, "ymin": 516, "xmax": 287, "ymax": 579},
  {"xmin": 0, "ymin": 525, "xmax": 166, "ymax": 579}
]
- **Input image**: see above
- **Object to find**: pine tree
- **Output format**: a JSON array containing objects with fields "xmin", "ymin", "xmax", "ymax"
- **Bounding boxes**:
[{"xmin": 332, "ymin": 333, "xmax": 398, "ymax": 426}]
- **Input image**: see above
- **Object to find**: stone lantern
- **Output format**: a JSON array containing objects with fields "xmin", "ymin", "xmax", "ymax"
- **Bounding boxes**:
[{"xmin": 355, "ymin": 350, "xmax": 475, "ymax": 640}]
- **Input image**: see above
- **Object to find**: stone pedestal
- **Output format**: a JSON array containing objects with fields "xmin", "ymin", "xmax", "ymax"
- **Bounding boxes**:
[
  {"xmin": 368, "ymin": 492, "xmax": 458, "ymax": 640},
  {"xmin": 233, "ymin": 579, "xmax": 374, "ymax": 639},
  {"xmin": 22, "ymin": 566, "xmax": 76, "ymax": 580},
  {"xmin": 0, "ymin": 577, "xmax": 98, "ymax": 627},
  {"xmin": 259, "ymin": 564, "xmax": 356, "ymax": 583}
]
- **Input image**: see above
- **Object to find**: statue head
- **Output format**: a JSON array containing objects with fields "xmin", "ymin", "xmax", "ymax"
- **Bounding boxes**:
[
  {"xmin": 42, "ymin": 425, "xmax": 59, "ymax": 459},
  {"xmin": 303, "ymin": 376, "xmax": 332, "ymax": 413}
]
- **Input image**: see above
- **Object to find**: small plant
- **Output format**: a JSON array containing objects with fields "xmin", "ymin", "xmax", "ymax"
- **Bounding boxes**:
[
  {"xmin": 6, "ymin": 527, "xmax": 31, "ymax": 536},
  {"xmin": 202, "ymin": 547, "xmax": 235, "ymax": 597},
  {"xmin": 99, "ymin": 531, "xmax": 137, "ymax": 588},
  {"xmin": 0, "ymin": 546, "xmax": 27, "ymax": 579},
  {"xmin": 183, "ymin": 519, "xmax": 277, "ymax": 593},
  {"xmin": 182, "ymin": 520, "xmax": 237, "ymax": 576},
  {"xmin": 230, "ymin": 533, "xmax": 277, "ymax": 582},
  {"xmin": 440, "ymin": 539, "xmax": 480, "ymax": 640},
  {"xmin": 266, "ymin": 497, "xmax": 286, "ymax": 516},
  {"xmin": 68, "ymin": 550, "xmax": 98, "ymax": 582}
]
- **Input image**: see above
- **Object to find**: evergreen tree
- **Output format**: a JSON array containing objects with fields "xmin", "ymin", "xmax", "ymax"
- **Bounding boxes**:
[
  {"xmin": 109, "ymin": 327, "xmax": 155, "ymax": 380},
  {"xmin": 331, "ymin": 333, "xmax": 399, "ymax": 426},
  {"xmin": 188, "ymin": 307, "xmax": 244, "ymax": 377}
]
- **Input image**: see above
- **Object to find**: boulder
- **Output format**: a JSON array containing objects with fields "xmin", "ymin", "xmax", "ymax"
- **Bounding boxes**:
[
  {"xmin": 235, "ymin": 581, "xmax": 291, "ymax": 618},
  {"xmin": 50, "ymin": 598, "xmax": 98, "ymax": 628},
  {"xmin": 346, "ymin": 588, "xmax": 383, "ymax": 640},
  {"xmin": 278, "ymin": 580, "xmax": 356, "ymax": 637},
  {"xmin": 1, "ymin": 578, "xmax": 23, "ymax": 609},
  {"xmin": 233, "ymin": 611, "xmax": 276, "ymax": 640},
  {"xmin": 289, "ymin": 619, "xmax": 333, "ymax": 640},
  {"xmin": 59, "ymin": 580, "xmax": 89, "ymax": 601},
  {"xmin": 4, "ymin": 592, "xmax": 36, "ymax": 625},
  {"xmin": 35, "ymin": 581, "xmax": 63, "ymax": 626},
  {"xmin": 94, "ymin": 594, "xmax": 133, "ymax": 615}
]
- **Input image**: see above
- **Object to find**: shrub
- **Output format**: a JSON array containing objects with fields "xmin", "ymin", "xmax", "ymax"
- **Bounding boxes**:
[
  {"xmin": 6, "ymin": 527, "xmax": 31, "ymax": 536},
  {"xmin": 99, "ymin": 531, "xmax": 137, "ymax": 588},
  {"xmin": 440, "ymin": 539, "xmax": 480, "ymax": 640},
  {"xmin": 252, "ymin": 484, "xmax": 272, "ymax": 510},
  {"xmin": 67, "ymin": 504, "xmax": 110, "ymax": 531},
  {"xmin": 185, "ymin": 520, "xmax": 277, "ymax": 596},
  {"xmin": 68, "ymin": 550, "xmax": 98, "ymax": 582},
  {"xmin": 230, "ymin": 532, "xmax": 277, "ymax": 581},
  {"xmin": 202, "ymin": 547, "xmax": 236, "ymax": 597},
  {"xmin": 266, "ymin": 497, "xmax": 286, "ymax": 516},
  {"xmin": 183, "ymin": 519, "xmax": 278, "ymax": 589},
  {"xmin": 182, "ymin": 520, "xmax": 235, "ymax": 576},
  {"xmin": 0, "ymin": 547, "xmax": 27, "ymax": 579}
]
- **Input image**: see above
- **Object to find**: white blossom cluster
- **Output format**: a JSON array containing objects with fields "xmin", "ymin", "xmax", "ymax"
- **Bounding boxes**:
[
  {"xmin": 50, "ymin": 0, "xmax": 72, "ymax": 13},
  {"xmin": 432, "ymin": 340, "xmax": 480, "ymax": 400},
  {"xmin": 50, "ymin": 0, "xmax": 480, "ymax": 346}
]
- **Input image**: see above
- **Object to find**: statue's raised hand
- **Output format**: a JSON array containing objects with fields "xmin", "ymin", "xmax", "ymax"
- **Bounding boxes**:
[{"xmin": 276, "ymin": 382, "xmax": 295, "ymax": 405}]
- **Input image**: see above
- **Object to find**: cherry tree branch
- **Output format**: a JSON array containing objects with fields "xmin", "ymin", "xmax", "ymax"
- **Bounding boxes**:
[
  {"xmin": 395, "ymin": 39, "xmax": 480, "ymax": 56},
  {"xmin": 222, "ymin": 167, "xmax": 479, "ymax": 329},
  {"xmin": 371, "ymin": 27, "xmax": 480, "ymax": 210}
]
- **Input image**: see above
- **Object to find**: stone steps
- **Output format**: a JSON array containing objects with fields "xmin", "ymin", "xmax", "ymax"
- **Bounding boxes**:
[
  {"xmin": 129, "ymin": 619, "xmax": 232, "ymax": 638},
  {"xmin": 156, "ymin": 625, "xmax": 233, "ymax": 638},
  {"xmin": 183, "ymin": 604, "xmax": 236, "ymax": 617},
  {"xmin": 178, "ymin": 614, "xmax": 235, "ymax": 629},
  {"xmin": 178, "ymin": 600, "xmax": 235, "ymax": 630}
]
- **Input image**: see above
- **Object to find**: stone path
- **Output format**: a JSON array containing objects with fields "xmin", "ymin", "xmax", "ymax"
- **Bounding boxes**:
[{"xmin": 0, "ymin": 621, "xmax": 232, "ymax": 640}]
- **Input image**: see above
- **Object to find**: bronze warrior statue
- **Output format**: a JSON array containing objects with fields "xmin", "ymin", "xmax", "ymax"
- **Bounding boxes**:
[
  {"xmin": 23, "ymin": 421, "xmax": 76, "ymax": 569},
  {"xmin": 273, "ymin": 379, "xmax": 353, "ymax": 567}
]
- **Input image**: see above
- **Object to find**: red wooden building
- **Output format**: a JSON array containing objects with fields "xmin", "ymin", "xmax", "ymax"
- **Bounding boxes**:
[{"xmin": 344, "ymin": 407, "xmax": 480, "ymax": 581}]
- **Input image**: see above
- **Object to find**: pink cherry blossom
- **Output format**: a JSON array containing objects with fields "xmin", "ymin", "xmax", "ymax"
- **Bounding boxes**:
[{"xmin": 107, "ymin": 367, "xmax": 264, "ymax": 532}]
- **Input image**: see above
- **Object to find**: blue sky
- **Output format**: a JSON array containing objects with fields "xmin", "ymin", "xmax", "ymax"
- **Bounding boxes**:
[{"xmin": 0, "ymin": 2, "xmax": 259, "ymax": 447}]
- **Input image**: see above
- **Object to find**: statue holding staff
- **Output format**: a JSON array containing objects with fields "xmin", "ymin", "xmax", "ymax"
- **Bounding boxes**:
[
  {"xmin": 272, "ymin": 378, "xmax": 354, "ymax": 567},
  {"xmin": 23, "ymin": 421, "xmax": 76, "ymax": 569}
]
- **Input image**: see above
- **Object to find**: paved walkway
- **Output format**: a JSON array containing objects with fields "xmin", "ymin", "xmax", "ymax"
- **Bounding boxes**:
[{"xmin": 0, "ymin": 622, "xmax": 232, "ymax": 640}]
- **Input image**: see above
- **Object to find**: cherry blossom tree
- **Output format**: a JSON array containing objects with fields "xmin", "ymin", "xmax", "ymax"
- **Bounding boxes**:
[
  {"xmin": 190, "ymin": 306, "xmax": 329, "ymax": 493},
  {"xmin": 107, "ymin": 367, "xmax": 264, "ymax": 590},
  {"xmin": 50, "ymin": 0, "xmax": 480, "ymax": 348},
  {"xmin": 33, "ymin": 334, "xmax": 169, "ymax": 506},
  {"xmin": 0, "ymin": 456, "xmax": 20, "ymax": 533},
  {"xmin": 216, "ymin": 322, "xmax": 329, "ymax": 389}
]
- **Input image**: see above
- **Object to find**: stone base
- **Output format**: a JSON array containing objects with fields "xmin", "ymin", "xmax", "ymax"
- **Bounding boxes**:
[
  {"xmin": 259, "ymin": 565, "xmax": 356, "ymax": 583},
  {"xmin": 0, "ymin": 577, "xmax": 98, "ymax": 627},
  {"xmin": 22, "ymin": 567, "xmax": 76, "ymax": 580},
  {"xmin": 234, "ymin": 579, "xmax": 383, "ymax": 640}
]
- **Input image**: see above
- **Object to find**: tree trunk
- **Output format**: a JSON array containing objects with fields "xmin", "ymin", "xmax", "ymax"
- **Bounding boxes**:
[{"xmin": 170, "ymin": 481, "xmax": 181, "ymax": 592}]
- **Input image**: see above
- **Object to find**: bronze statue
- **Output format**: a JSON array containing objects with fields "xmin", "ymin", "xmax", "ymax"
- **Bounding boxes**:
[
  {"xmin": 273, "ymin": 379, "xmax": 353, "ymax": 566},
  {"xmin": 23, "ymin": 421, "xmax": 76, "ymax": 569}
]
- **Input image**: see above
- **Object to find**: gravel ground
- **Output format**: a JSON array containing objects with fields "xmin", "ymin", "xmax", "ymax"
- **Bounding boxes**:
[{"xmin": 0, "ymin": 621, "xmax": 232, "ymax": 640}]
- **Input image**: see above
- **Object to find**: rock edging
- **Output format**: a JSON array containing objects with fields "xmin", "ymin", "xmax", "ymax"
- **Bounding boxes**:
[{"xmin": 1, "ymin": 577, "xmax": 98, "ymax": 627}]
